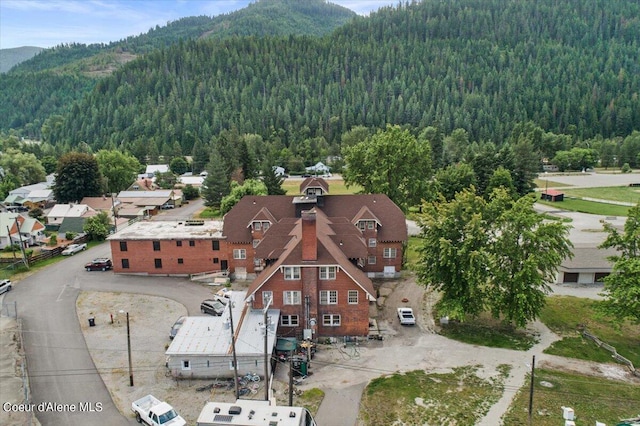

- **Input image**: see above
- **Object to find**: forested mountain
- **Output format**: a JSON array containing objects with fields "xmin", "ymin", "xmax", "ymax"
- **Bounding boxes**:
[
  {"xmin": 42, "ymin": 0, "xmax": 640, "ymax": 157},
  {"xmin": 0, "ymin": 0, "xmax": 356, "ymax": 136},
  {"xmin": 0, "ymin": 47, "xmax": 43, "ymax": 73}
]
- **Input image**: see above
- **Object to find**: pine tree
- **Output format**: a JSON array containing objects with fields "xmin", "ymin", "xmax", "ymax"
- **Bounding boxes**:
[
  {"xmin": 261, "ymin": 161, "xmax": 286, "ymax": 195},
  {"xmin": 201, "ymin": 148, "xmax": 230, "ymax": 208}
]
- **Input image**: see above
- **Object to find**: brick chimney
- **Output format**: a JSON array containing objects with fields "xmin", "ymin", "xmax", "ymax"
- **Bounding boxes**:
[{"xmin": 301, "ymin": 210, "xmax": 317, "ymax": 261}]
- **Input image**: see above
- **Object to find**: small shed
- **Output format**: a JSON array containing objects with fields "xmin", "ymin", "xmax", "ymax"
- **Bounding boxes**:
[{"xmin": 540, "ymin": 189, "xmax": 564, "ymax": 202}]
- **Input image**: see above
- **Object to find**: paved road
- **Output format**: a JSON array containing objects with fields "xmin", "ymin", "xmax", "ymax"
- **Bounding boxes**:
[
  {"xmin": 540, "ymin": 171, "xmax": 640, "ymax": 188},
  {"xmin": 4, "ymin": 242, "xmax": 212, "ymax": 425}
]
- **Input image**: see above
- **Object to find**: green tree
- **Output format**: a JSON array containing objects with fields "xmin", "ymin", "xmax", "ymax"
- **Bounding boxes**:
[
  {"xmin": 53, "ymin": 152, "xmax": 102, "ymax": 203},
  {"xmin": 485, "ymin": 166, "xmax": 517, "ymax": 199},
  {"xmin": 41, "ymin": 155, "xmax": 58, "ymax": 175},
  {"xmin": 182, "ymin": 184, "xmax": 199, "ymax": 200},
  {"xmin": 342, "ymin": 125, "xmax": 432, "ymax": 211},
  {"xmin": 83, "ymin": 211, "xmax": 111, "ymax": 241},
  {"xmin": 432, "ymin": 162, "xmax": 476, "ymax": 201},
  {"xmin": 95, "ymin": 150, "xmax": 141, "ymax": 193},
  {"xmin": 201, "ymin": 148, "xmax": 230, "ymax": 208},
  {"xmin": 169, "ymin": 157, "xmax": 189, "ymax": 175},
  {"xmin": 220, "ymin": 179, "xmax": 268, "ymax": 215},
  {"xmin": 598, "ymin": 203, "xmax": 640, "ymax": 323},
  {"xmin": 262, "ymin": 162, "xmax": 286, "ymax": 195},
  {"xmin": 0, "ymin": 148, "xmax": 46, "ymax": 185},
  {"xmin": 417, "ymin": 190, "xmax": 572, "ymax": 327},
  {"xmin": 154, "ymin": 171, "xmax": 177, "ymax": 189}
]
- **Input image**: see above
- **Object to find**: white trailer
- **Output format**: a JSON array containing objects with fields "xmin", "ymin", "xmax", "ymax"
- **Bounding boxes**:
[{"xmin": 196, "ymin": 400, "xmax": 316, "ymax": 426}]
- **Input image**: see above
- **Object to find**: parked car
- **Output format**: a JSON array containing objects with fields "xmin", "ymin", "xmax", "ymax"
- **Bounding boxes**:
[
  {"xmin": 397, "ymin": 307, "xmax": 416, "ymax": 325},
  {"xmin": 131, "ymin": 394, "xmax": 185, "ymax": 426},
  {"xmin": 0, "ymin": 279, "xmax": 12, "ymax": 295},
  {"xmin": 169, "ymin": 316, "xmax": 186, "ymax": 339},
  {"xmin": 200, "ymin": 299, "xmax": 225, "ymax": 316},
  {"xmin": 85, "ymin": 258, "xmax": 113, "ymax": 271},
  {"xmin": 62, "ymin": 243, "xmax": 87, "ymax": 256},
  {"xmin": 160, "ymin": 203, "xmax": 175, "ymax": 209}
]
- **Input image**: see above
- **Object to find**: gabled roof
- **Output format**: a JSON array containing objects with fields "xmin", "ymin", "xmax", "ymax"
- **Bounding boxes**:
[
  {"xmin": 80, "ymin": 197, "xmax": 119, "ymax": 211},
  {"xmin": 300, "ymin": 177, "xmax": 329, "ymax": 194},
  {"xmin": 246, "ymin": 210, "xmax": 375, "ymax": 302},
  {"xmin": 3, "ymin": 194, "xmax": 24, "ymax": 204},
  {"xmin": 351, "ymin": 205, "xmax": 381, "ymax": 226},
  {"xmin": 118, "ymin": 190, "xmax": 173, "ymax": 199},
  {"xmin": 57, "ymin": 217, "xmax": 87, "ymax": 234},
  {"xmin": 17, "ymin": 216, "xmax": 45, "ymax": 234},
  {"xmin": 47, "ymin": 204, "xmax": 95, "ymax": 218},
  {"xmin": 24, "ymin": 189, "xmax": 53, "ymax": 201},
  {"xmin": 223, "ymin": 194, "xmax": 407, "ymax": 244},
  {"xmin": 249, "ymin": 207, "xmax": 278, "ymax": 226},
  {"xmin": 0, "ymin": 213, "xmax": 20, "ymax": 237},
  {"xmin": 145, "ymin": 164, "xmax": 169, "ymax": 174}
]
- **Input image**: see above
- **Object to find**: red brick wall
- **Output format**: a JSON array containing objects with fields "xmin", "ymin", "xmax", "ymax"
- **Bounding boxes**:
[
  {"xmin": 252, "ymin": 266, "xmax": 370, "ymax": 337},
  {"xmin": 226, "ymin": 242, "xmax": 255, "ymax": 274},
  {"xmin": 362, "ymin": 241, "xmax": 404, "ymax": 273},
  {"xmin": 109, "ymin": 239, "xmax": 227, "ymax": 275}
]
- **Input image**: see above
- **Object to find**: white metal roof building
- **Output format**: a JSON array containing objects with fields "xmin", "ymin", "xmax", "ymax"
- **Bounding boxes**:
[
  {"xmin": 196, "ymin": 400, "xmax": 315, "ymax": 426},
  {"xmin": 107, "ymin": 220, "xmax": 224, "ymax": 241},
  {"xmin": 165, "ymin": 291, "xmax": 279, "ymax": 379}
]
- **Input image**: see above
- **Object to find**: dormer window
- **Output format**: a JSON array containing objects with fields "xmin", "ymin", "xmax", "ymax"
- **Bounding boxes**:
[{"xmin": 254, "ymin": 222, "xmax": 262, "ymax": 231}]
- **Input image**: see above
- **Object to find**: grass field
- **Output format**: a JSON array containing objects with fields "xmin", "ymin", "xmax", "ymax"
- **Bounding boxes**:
[
  {"xmin": 534, "ymin": 178, "xmax": 574, "ymax": 188},
  {"xmin": 360, "ymin": 366, "xmax": 510, "ymax": 425},
  {"xmin": 281, "ymin": 178, "xmax": 361, "ymax": 195},
  {"xmin": 502, "ymin": 368, "xmax": 640, "ymax": 425},
  {"xmin": 537, "ymin": 197, "xmax": 631, "ymax": 216},
  {"xmin": 561, "ymin": 185, "xmax": 640, "ymax": 204},
  {"xmin": 540, "ymin": 296, "xmax": 640, "ymax": 367}
]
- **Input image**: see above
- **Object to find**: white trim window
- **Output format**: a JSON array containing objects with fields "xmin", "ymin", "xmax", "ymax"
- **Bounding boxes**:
[
  {"xmin": 319, "ymin": 266, "xmax": 337, "ymax": 280},
  {"xmin": 322, "ymin": 314, "xmax": 340, "ymax": 326},
  {"xmin": 262, "ymin": 291, "xmax": 273, "ymax": 306},
  {"xmin": 319, "ymin": 290, "xmax": 337, "ymax": 305},
  {"xmin": 252, "ymin": 239, "xmax": 261, "ymax": 248},
  {"xmin": 233, "ymin": 249, "xmax": 246, "ymax": 259},
  {"xmin": 348, "ymin": 290, "xmax": 358, "ymax": 304},
  {"xmin": 357, "ymin": 221, "xmax": 366, "ymax": 231},
  {"xmin": 368, "ymin": 238, "xmax": 377, "ymax": 247},
  {"xmin": 281, "ymin": 315, "xmax": 299, "ymax": 326},
  {"xmin": 253, "ymin": 222, "xmax": 262, "ymax": 230},
  {"xmin": 181, "ymin": 360, "xmax": 191, "ymax": 371},
  {"xmin": 263, "ymin": 222, "xmax": 270, "ymax": 231},
  {"xmin": 367, "ymin": 221, "xmax": 375, "ymax": 229},
  {"xmin": 383, "ymin": 247, "xmax": 397, "ymax": 258},
  {"xmin": 368, "ymin": 256, "xmax": 376, "ymax": 265},
  {"xmin": 283, "ymin": 291, "xmax": 301, "ymax": 305},
  {"xmin": 283, "ymin": 266, "xmax": 301, "ymax": 280}
]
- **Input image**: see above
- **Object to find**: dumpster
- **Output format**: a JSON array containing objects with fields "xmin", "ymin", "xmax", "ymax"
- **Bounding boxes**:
[
  {"xmin": 88, "ymin": 317, "xmax": 95, "ymax": 327},
  {"xmin": 292, "ymin": 355, "xmax": 307, "ymax": 376}
]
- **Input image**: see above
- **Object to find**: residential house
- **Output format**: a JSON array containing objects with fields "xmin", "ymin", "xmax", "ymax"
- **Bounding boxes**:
[
  {"xmin": 46, "ymin": 204, "xmax": 96, "ymax": 226},
  {"xmin": 0, "ymin": 213, "xmax": 46, "ymax": 248},
  {"xmin": 8, "ymin": 181, "xmax": 51, "ymax": 200},
  {"xmin": 117, "ymin": 189, "xmax": 176, "ymax": 218},
  {"xmin": 144, "ymin": 164, "xmax": 169, "ymax": 178},
  {"xmin": 128, "ymin": 178, "xmax": 157, "ymax": 191},
  {"xmin": 245, "ymin": 209, "xmax": 376, "ymax": 338},
  {"xmin": 165, "ymin": 291, "xmax": 279, "ymax": 379}
]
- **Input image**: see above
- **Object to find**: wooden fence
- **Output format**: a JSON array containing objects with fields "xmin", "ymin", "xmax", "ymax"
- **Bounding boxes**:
[
  {"xmin": 1, "ymin": 234, "xmax": 91, "ymax": 267},
  {"xmin": 582, "ymin": 329, "xmax": 639, "ymax": 377}
]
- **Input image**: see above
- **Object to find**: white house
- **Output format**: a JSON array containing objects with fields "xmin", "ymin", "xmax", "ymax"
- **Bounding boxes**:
[
  {"xmin": 8, "ymin": 182, "xmax": 51, "ymax": 200},
  {"xmin": 0, "ymin": 213, "xmax": 46, "ymax": 248},
  {"xmin": 46, "ymin": 204, "xmax": 96, "ymax": 226},
  {"xmin": 144, "ymin": 164, "xmax": 169, "ymax": 178},
  {"xmin": 304, "ymin": 162, "xmax": 330, "ymax": 174},
  {"xmin": 165, "ymin": 291, "xmax": 279, "ymax": 379}
]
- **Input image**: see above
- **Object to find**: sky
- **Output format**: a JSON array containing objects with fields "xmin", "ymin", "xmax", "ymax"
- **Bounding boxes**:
[{"xmin": 0, "ymin": 0, "xmax": 397, "ymax": 49}]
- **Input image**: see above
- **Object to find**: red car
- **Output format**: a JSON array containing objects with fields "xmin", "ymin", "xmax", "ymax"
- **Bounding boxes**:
[{"xmin": 85, "ymin": 258, "xmax": 113, "ymax": 271}]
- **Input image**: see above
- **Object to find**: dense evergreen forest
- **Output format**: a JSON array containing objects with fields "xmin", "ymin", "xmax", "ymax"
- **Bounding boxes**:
[
  {"xmin": 0, "ymin": 0, "xmax": 355, "ymax": 136},
  {"xmin": 40, "ymin": 0, "xmax": 640, "ymax": 157}
]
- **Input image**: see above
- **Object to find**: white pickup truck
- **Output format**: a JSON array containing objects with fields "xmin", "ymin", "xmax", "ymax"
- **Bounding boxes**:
[
  {"xmin": 132, "ymin": 395, "xmax": 185, "ymax": 426},
  {"xmin": 397, "ymin": 307, "xmax": 416, "ymax": 325}
]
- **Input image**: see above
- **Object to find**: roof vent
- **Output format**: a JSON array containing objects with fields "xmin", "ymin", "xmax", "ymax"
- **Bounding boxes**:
[
  {"xmin": 229, "ymin": 406, "xmax": 242, "ymax": 415},
  {"xmin": 185, "ymin": 219, "xmax": 204, "ymax": 226},
  {"xmin": 289, "ymin": 411, "xmax": 297, "ymax": 418},
  {"xmin": 213, "ymin": 407, "xmax": 221, "ymax": 413}
]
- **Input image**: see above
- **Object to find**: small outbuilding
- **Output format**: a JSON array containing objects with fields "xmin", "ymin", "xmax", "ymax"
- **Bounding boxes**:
[{"xmin": 540, "ymin": 189, "xmax": 565, "ymax": 202}]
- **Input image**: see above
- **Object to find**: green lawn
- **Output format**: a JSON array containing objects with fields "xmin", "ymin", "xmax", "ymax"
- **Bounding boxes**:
[
  {"xmin": 360, "ymin": 366, "xmax": 510, "ymax": 425},
  {"xmin": 404, "ymin": 236, "xmax": 422, "ymax": 270},
  {"xmin": 540, "ymin": 296, "xmax": 640, "ymax": 367},
  {"xmin": 534, "ymin": 178, "xmax": 573, "ymax": 189},
  {"xmin": 282, "ymin": 178, "xmax": 361, "ymax": 195},
  {"xmin": 561, "ymin": 185, "xmax": 640, "ymax": 205},
  {"xmin": 537, "ymin": 197, "xmax": 631, "ymax": 216},
  {"xmin": 438, "ymin": 314, "xmax": 539, "ymax": 351},
  {"xmin": 502, "ymin": 368, "xmax": 640, "ymax": 425}
]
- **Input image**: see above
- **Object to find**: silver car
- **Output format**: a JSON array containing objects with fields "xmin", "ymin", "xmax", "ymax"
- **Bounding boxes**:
[{"xmin": 0, "ymin": 279, "xmax": 12, "ymax": 295}]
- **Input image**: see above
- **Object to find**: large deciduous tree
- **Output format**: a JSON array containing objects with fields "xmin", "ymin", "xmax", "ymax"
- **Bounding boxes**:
[
  {"xmin": 53, "ymin": 152, "xmax": 102, "ymax": 203},
  {"xmin": 0, "ymin": 148, "xmax": 46, "ymax": 186},
  {"xmin": 83, "ymin": 211, "xmax": 111, "ymax": 241},
  {"xmin": 342, "ymin": 125, "xmax": 432, "ymax": 211},
  {"xmin": 95, "ymin": 150, "xmax": 141, "ymax": 193},
  {"xmin": 417, "ymin": 190, "xmax": 572, "ymax": 328},
  {"xmin": 220, "ymin": 179, "xmax": 268, "ymax": 215},
  {"xmin": 598, "ymin": 203, "xmax": 640, "ymax": 324}
]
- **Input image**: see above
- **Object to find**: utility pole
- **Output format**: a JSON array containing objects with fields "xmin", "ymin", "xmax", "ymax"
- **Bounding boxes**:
[
  {"xmin": 528, "ymin": 355, "xmax": 535, "ymax": 426},
  {"xmin": 127, "ymin": 312, "xmax": 134, "ymax": 386},
  {"xmin": 288, "ymin": 352, "xmax": 294, "ymax": 407},
  {"xmin": 263, "ymin": 297, "xmax": 272, "ymax": 401},
  {"xmin": 228, "ymin": 302, "xmax": 240, "ymax": 399},
  {"xmin": 13, "ymin": 217, "xmax": 28, "ymax": 268}
]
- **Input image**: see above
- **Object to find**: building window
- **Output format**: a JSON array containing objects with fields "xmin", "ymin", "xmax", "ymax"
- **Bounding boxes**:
[
  {"xmin": 383, "ymin": 248, "xmax": 397, "ymax": 258},
  {"xmin": 154, "ymin": 258, "xmax": 162, "ymax": 269},
  {"xmin": 253, "ymin": 239, "xmax": 261, "ymax": 248},
  {"xmin": 368, "ymin": 256, "xmax": 376, "ymax": 265},
  {"xmin": 254, "ymin": 222, "xmax": 261, "ymax": 230},
  {"xmin": 182, "ymin": 360, "xmax": 191, "ymax": 370},
  {"xmin": 263, "ymin": 222, "xmax": 270, "ymax": 231},
  {"xmin": 348, "ymin": 290, "xmax": 358, "ymax": 304},
  {"xmin": 368, "ymin": 238, "xmax": 377, "ymax": 247},
  {"xmin": 320, "ymin": 290, "xmax": 338, "ymax": 305},
  {"xmin": 121, "ymin": 259, "xmax": 129, "ymax": 269},
  {"xmin": 212, "ymin": 240, "xmax": 220, "ymax": 251},
  {"xmin": 262, "ymin": 291, "xmax": 273, "ymax": 306},
  {"xmin": 319, "ymin": 266, "xmax": 336, "ymax": 280},
  {"xmin": 281, "ymin": 315, "xmax": 299, "ymax": 327},
  {"xmin": 176, "ymin": 240, "xmax": 182, "ymax": 247},
  {"xmin": 254, "ymin": 258, "xmax": 261, "ymax": 267},
  {"xmin": 178, "ymin": 258, "xmax": 184, "ymax": 264},
  {"xmin": 367, "ymin": 221, "xmax": 375, "ymax": 229},
  {"xmin": 283, "ymin": 291, "xmax": 301, "ymax": 305},
  {"xmin": 357, "ymin": 222, "xmax": 366, "ymax": 231},
  {"xmin": 213, "ymin": 258, "xmax": 219, "ymax": 264},
  {"xmin": 153, "ymin": 241, "xmax": 160, "ymax": 251},
  {"xmin": 233, "ymin": 249, "xmax": 246, "ymax": 259},
  {"xmin": 119, "ymin": 241, "xmax": 128, "ymax": 252},
  {"xmin": 189, "ymin": 240, "xmax": 195, "ymax": 247},
  {"xmin": 322, "ymin": 314, "xmax": 340, "ymax": 326},
  {"xmin": 283, "ymin": 266, "xmax": 300, "ymax": 280}
]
